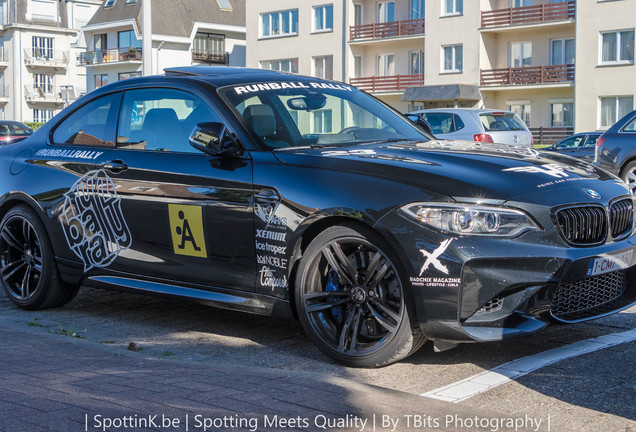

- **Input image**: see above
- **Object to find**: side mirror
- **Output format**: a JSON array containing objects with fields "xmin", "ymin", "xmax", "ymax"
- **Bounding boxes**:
[{"xmin": 189, "ymin": 122, "xmax": 240, "ymax": 157}]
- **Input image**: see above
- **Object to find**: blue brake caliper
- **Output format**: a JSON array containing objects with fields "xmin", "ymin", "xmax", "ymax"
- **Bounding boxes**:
[{"xmin": 325, "ymin": 269, "xmax": 343, "ymax": 324}]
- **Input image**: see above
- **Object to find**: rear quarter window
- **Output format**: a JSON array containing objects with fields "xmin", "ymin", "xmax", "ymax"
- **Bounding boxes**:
[
  {"xmin": 622, "ymin": 117, "xmax": 636, "ymax": 132},
  {"xmin": 52, "ymin": 93, "xmax": 121, "ymax": 147}
]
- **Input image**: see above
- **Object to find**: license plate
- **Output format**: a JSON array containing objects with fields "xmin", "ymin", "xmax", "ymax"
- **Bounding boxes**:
[{"xmin": 587, "ymin": 250, "xmax": 634, "ymax": 277}]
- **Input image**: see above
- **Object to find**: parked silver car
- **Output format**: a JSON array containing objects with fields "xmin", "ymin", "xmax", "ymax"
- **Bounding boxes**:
[{"xmin": 406, "ymin": 108, "xmax": 533, "ymax": 147}]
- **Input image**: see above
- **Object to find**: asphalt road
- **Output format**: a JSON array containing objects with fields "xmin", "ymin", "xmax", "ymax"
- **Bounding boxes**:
[{"xmin": 0, "ymin": 286, "xmax": 634, "ymax": 432}]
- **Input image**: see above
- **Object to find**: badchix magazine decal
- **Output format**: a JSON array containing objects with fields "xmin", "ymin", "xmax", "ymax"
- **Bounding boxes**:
[
  {"xmin": 59, "ymin": 170, "xmax": 132, "ymax": 271},
  {"xmin": 168, "ymin": 204, "xmax": 208, "ymax": 258},
  {"xmin": 254, "ymin": 202, "xmax": 289, "ymax": 292},
  {"xmin": 410, "ymin": 239, "xmax": 460, "ymax": 288}
]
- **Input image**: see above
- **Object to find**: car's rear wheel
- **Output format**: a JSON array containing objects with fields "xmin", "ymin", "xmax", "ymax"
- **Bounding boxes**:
[
  {"xmin": 295, "ymin": 224, "xmax": 424, "ymax": 367},
  {"xmin": 620, "ymin": 161, "xmax": 636, "ymax": 195},
  {"xmin": 0, "ymin": 206, "xmax": 78, "ymax": 310}
]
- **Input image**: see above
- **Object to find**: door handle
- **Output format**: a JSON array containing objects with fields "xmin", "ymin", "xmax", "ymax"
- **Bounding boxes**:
[
  {"xmin": 255, "ymin": 188, "xmax": 280, "ymax": 204},
  {"xmin": 101, "ymin": 160, "xmax": 128, "ymax": 173}
]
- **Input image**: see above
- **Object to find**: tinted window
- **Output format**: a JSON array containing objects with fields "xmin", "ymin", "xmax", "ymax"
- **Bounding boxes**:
[
  {"xmin": 11, "ymin": 125, "xmax": 33, "ymax": 136},
  {"xmin": 117, "ymin": 88, "xmax": 219, "ymax": 152},
  {"xmin": 422, "ymin": 113, "xmax": 455, "ymax": 134},
  {"xmin": 480, "ymin": 113, "xmax": 527, "ymax": 132},
  {"xmin": 623, "ymin": 117, "xmax": 636, "ymax": 132},
  {"xmin": 583, "ymin": 134, "xmax": 600, "ymax": 147},
  {"xmin": 555, "ymin": 136, "xmax": 583, "ymax": 149},
  {"xmin": 52, "ymin": 93, "xmax": 121, "ymax": 146}
]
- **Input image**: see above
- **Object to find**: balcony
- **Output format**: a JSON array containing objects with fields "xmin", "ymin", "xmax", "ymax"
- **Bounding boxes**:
[
  {"xmin": 24, "ymin": 85, "xmax": 64, "ymax": 104},
  {"xmin": 350, "ymin": 74, "xmax": 424, "ymax": 92},
  {"xmin": 24, "ymin": 49, "xmax": 68, "ymax": 69},
  {"xmin": 480, "ymin": 64, "xmax": 574, "ymax": 87},
  {"xmin": 481, "ymin": 1, "xmax": 575, "ymax": 29},
  {"xmin": 0, "ymin": 48, "xmax": 8, "ymax": 68},
  {"xmin": 350, "ymin": 18, "xmax": 425, "ymax": 41},
  {"xmin": 192, "ymin": 50, "xmax": 229, "ymax": 65},
  {"xmin": 78, "ymin": 48, "xmax": 143, "ymax": 66}
]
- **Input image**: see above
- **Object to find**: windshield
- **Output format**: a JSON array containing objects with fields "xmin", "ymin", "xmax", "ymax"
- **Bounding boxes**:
[
  {"xmin": 218, "ymin": 80, "xmax": 428, "ymax": 149},
  {"xmin": 479, "ymin": 113, "xmax": 527, "ymax": 132}
]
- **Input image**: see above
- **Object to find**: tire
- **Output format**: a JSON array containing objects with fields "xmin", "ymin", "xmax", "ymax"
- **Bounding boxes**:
[
  {"xmin": 620, "ymin": 161, "xmax": 636, "ymax": 195},
  {"xmin": 0, "ymin": 205, "xmax": 78, "ymax": 310},
  {"xmin": 295, "ymin": 224, "xmax": 424, "ymax": 367}
]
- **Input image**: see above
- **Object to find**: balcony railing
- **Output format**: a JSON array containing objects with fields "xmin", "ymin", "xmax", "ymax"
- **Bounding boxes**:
[
  {"xmin": 480, "ymin": 64, "xmax": 574, "ymax": 86},
  {"xmin": 481, "ymin": 1, "xmax": 575, "ymax": 28},
  {"xmin": 78, "ymin": 47, "xmax": 143, "ymax": 65},
  {"xmin": 350, "ymin": 74, "xmax": 424, "ymax": 92},
  {"xmin": 350, "ymin": 18, "xmax": 425, "ymax": 41},
  {"xmin": 192, "ymin": 50, "xmax": 229, "ymax": 65},
  {"xmin": 530, "ymin": 126, "xmax": 574, "ymax": 146},
  {"xmin": 24, "ymin": 49, "xmax": 68, "ymax": 67},
  {"xmin": 24, "ymin": 85, "xmax": 64, "ymax": 103}
]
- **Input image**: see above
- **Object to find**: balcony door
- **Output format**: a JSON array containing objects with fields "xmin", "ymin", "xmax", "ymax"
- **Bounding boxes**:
[
  {"xmin": 509, "ymin": 0, "xmax": 531, "ymax": 6},
  {"xmin": 551, "ymin": 38, "xmax": 575, "ymax": 65},
  {"xmin": 509, "ymin": 42, "xmax": 532, "ymax": 67},
  {"xmin": 377, "ymin": 53, "xmax": 395, "ymax": 76},
  {"xmin": 410, "ymin": 0, "xmax": 424, "ymax": 19},
  {"xmin": 377, "ymin": 1, "xmax": 395, "ymax": 23}
]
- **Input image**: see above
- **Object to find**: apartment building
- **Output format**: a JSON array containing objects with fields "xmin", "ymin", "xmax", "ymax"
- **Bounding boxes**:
[
  {"xmin": 0, "ymin": 0, "xmax": 100, "ymax": 122},
  {"xmin": 81, "ymin": 0, "xmax": 246, "ymax": 93},
  {"xmin": 247, "ymin": 0, "xmax": 636, "ymax": 141}
]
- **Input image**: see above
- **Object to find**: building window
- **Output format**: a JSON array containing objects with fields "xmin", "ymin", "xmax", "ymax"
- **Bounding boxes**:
[
  {"xmin": 118, "ymin": 30, "xmax": 141, "ymax": 49},
  {"xmin": 313, "ymin": 55, "xmax": 333, "ymax": 79},
  {"xmin": 442, "ymin": 44, "xmax": 462, "ymax": 72},
  {"xmin": 261, "ymin": 58, "xmax": 298, "ymax": 73},
  {"xmin": 104, "ymin": 0, "xmax": 115, "ymax": 7},
  {"xmin": 261, "ymin": 9, "xmax": 298, "ymax": 37},
  {"xmin": 551, "ymin": 38, "xmax": 575, "ymax": 65},
  {"xmin": 313, "ymin": 109, "xmax": 333, "ymax": 133},
  {"xmin": 126, "ymin": 0, "xmax": 136, "ymax": 4},
  {"xmin": 550, "ymin": 102, "xmax": 573, "ymax": 127},
  {"xmin": 377, "ymin": 53, "xmax": 395, "ymax": 76},
  {"xmin": 32, "ymin": 36, "xmax": 53, "ymax": 59},
  {"xmin": 600, "ymin": 96, "xmax": 633, "ymax": 127},
  {"xmin": 313, "ymin": 5, "xmax": 333, "ymax": 32},
  {"xmin": 354, "ymin": 56, "xmax": 363, "ymax": 78},
  {"xmin": 509, "ymin": 0, "xmax": 531, "ymax": 6},
  {"xmin": 118, "ymin": 71, "xmax": 141, "ymax": 81},
  {"xmin": 601, "ymin": 30, "xmax": 635, "ymax": 64},
  {"xmin": 95, "ymin": 74, "xmax": 108, "ymax": 88},
  {"xmin": 410, "ymin": 0, "xmax": 424, "ymax": 19},
  {"xmin": 31, "ymin": 0, "xmax": 57, "ymax": 20},
  {"xmin": 409, "ymin": 50, "xmax": 424, "ymax": 75},
  {"xmin": 507, "ymin": 102, "xmax": 531, "ymax": 127},
  {"xmin": 33, "ymin": 74, "xmax": 53, "ymax": 93},
  {"xmin": 377, "ymin": 2, "xmax": 395, "ymax": 23},
  {"xmin": 33, "ymin": 109, "xmax": 54, "ymax": 123},
  {"xmin": 509, "ymin": 42, "xmax": 532, "ymax": 67},
  {"xmin": 193, "ymin": 33, "xmax": 226, "ymax": 63},
  {"xmin": 442, "ymin": 0, "xmax": 462, "ymax": 16},
  {"xmin": 354, "ymin": 4, "xmax": 363, "ymax": 26},
  {"xmin": 216, "ymin": 0, "xmax": 232, "ymax": 10}
]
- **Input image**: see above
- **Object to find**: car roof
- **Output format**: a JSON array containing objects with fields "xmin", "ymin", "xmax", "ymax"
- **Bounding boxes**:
[
  {"xmin": 409, "ymin": 108, "xmax": 516, "ymax": 115},
  {"xmin": 0, "ymin": 120, "xmax": 30, "ymax": 127}
]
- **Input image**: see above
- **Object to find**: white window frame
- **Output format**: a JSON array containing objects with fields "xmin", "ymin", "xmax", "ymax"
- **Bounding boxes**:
[
  {"xmin": 599, "ymin": 29, "xmax": 635, "ymax": 65},
  {"xmin": 313, "ymin": 4, "xmax": 333, "ymax": 32},
  {"xmin": 598, "ymin": 95, "xmax": 634, "ymax": 129},
  {"xmin": 442, "ymin": 0, "xmax": 463, "ymax": 16},
  {"xmin": 104, "ymin": 0, "xmax": 115, "ymax": 7},
  {"xmin": 377, "ymin": 1, "xmax": 395, "ymax": 23},
  {"xmin": 506, "ymin": 100, "xmax": 531, "ymax": 127},
  {"xmin": 313, "ymin": 55, "xmax": 333, "ymax": 79},
  {"xmin": 354, "ymin": 55, "xmax": 363, "ymax": 78},
  {"xmin": 33, "ymin": 109, "xmax": 54, "ymax": 123},
  {"xmin": 376, "ymin": 53, "xmax": 395, "ymax": 76},
  {"xmin": 32, "ymin": 36, "xmax": 54, "ymax": 59},
  {"xmin": 509, "ymin": 41, "xmax": 532, "ymax": 68},
  {"xmin": 410, "ymin": 0, "xmax": 424, "ymax": 19},
  {"xmin": 509, "ymin": 0, "xmax": 531, "ymax": 7},
  {"xmin": 550, "ymin": 38, "xmax": 575, "ymax": 65},
  {"xmin": 409, "ymin": 50, "xmax": 425, "ymax": 75},
  {"xmin": 354, "ymin": 4, "xmax": 363, "ymax": 26},
  {"xmin": 260, "ymin": 9, "xmax": 299, "ymax": 38},
  {"xmin": 216, "ymin": 0, "xmax": 232, "ymax": 10},
  {"xmin": 33, "ymin": 74, "xmax": 53, "ymax": 93},
  {"xmin": 441, "ymin": 44, "xmax": 462, "ymax": 73},
  {"xmin": 549, "ymin": 99, "xmax": 574, "ymax": 127},
  {"xmin": 313, "ymin": 109, "xmax": 333, "ymax": 134},
  {"xmin": 261, "ymin": 58, "xmax": 298, "ymax": 74}
]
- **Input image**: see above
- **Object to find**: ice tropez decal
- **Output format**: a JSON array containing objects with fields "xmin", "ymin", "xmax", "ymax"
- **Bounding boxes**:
[{"xmin": 59, "ymin": 170, "xmax": 131, "ymax": 271}]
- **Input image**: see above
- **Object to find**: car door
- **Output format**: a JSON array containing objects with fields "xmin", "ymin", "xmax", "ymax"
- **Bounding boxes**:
[{"xmin": 100, "ymin": 87, "xmax": 255, "ymax": 292}]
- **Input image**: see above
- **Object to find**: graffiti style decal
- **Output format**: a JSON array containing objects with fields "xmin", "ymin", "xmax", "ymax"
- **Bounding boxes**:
[
  {"xmin": 419, "ymin": 238, "xmax": 453, "ymax": 276},
  {"xmin": 322, "ymin": 149, "xmax": 378, "ymax": 157},
  {"xmin": 35, "ymin": 148, "xmax": 104, "ymax": 160},
  {"xmin": 168, "ymin": 204, "xmax": 208, "ymax": 258},
  {"xmin": 255, "ymin": 202, "xmax": 287, "ymax": 228},
  {"xmin": 59, "ymin": 170, "xmax": 131, "ymax": 271},
  {"xmin": 234, "ymin": 81, "xmax": 353, "ymax": 95},
  {"xmin": 503, "ymin": 164, "xmax": 569, "ymax": 179}
]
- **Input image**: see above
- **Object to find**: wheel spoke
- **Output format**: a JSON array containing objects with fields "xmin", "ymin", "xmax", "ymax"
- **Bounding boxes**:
[
  {"xmin": 338, "ymin": 306, "xmax": 361, "ymax": 354},
  {"xmin": 305, "ymin": 297, "xmax": 350, "ymax": 314},
  {"xmin": 304, "ymin": 290, "xmax": 349, "ymax": 300},
  {"xmin": 364, "ymin": 254, "xmax": 390, "ymax": 289},
  {"xmin": 1, "ymin": 260, "xmax": 26, "ymax": 281},
  {"xmin": 22, "ymin": 219, "xmax": 32, "ymax": 246},
  {"xmin": 20, "ymin": 265, "xmax": 32, "ymax": 298},
  {"xmin": 368, "ymin": 300, "xmax": 400, "ymax": 334},
  {"xmin": 321, "ymin": 242, "xmax": 357, "ymax": 285},
  {"xmin": 1, "ymin": 226, "xmax": 24, "ymax": 252}
]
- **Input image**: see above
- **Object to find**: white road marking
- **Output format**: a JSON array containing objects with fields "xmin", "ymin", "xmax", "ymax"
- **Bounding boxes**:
[{"xmin": 422, "ymin": 328, "xmax": 636, "ymax": 403}]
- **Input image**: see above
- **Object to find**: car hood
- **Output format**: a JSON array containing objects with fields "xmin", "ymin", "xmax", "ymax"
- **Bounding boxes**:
[{"xmin": 274, "ymin": 139, "xmax": 627, "ymax": 203}]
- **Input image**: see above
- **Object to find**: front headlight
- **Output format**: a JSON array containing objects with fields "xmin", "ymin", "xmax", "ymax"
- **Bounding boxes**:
[{"xmin": 401, "ymin": 203, "xmax": 540, "ymax": 237}]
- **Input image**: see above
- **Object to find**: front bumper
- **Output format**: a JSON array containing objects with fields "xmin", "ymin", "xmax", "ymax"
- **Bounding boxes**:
[{"xmin": 375, "ymin": 211, "xmax": 636, "ymax": 343}]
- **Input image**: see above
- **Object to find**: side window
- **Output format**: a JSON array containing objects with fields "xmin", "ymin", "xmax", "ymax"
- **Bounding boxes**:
[
  {"xmin": 423, "ymin": 113, "xmax": 453, "ymax": 134},
  {"xmin": 52, "ymin": 93, "xmax": 121, "ymax": 146},
  {"xmin": 453, "ymin": 114, "xmax": 465, "ymax": 132},
  {"xmin": 117, "ymin": 88, "xmax": 219, "ymax": 152},
  {"xmin": 582, "ymin": 135, "xmax": 599, "ymax": 147}
]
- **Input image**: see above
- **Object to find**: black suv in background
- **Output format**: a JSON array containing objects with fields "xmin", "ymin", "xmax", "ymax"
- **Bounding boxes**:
[{"xmin": 595, "ymin": 110, "xmax": 636, "ymax": 193}]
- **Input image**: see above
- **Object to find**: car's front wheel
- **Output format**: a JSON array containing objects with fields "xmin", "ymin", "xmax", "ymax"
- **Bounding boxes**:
[
  {"xmin": 295, "ymin": 224, "xmax": 424, "ymax": 367},
  {"xmin": 0, "ymin": 205, "xmax": 78, "ymax": 310}
]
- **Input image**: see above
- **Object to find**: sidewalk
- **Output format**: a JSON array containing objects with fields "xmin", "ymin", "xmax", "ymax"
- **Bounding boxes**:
[{"xmin": 0, "ymin": 325, "xmax": 540, "ymax": 432}]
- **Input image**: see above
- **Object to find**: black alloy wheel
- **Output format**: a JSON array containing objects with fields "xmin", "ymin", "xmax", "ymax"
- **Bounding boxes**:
[{"xmin": 295, "ymin": 224, "xmax": 424, "ymax": 367}]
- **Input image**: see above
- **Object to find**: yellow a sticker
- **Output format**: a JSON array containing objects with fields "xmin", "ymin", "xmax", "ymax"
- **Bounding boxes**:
[{"xmin": 168, "ymin": 204, "xmax": 207, "ymax": 258}]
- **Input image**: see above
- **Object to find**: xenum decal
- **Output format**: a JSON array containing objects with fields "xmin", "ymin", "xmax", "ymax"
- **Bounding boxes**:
[
  {"xmin": 168, "ymin": 204, "xmax": 207, "ymax": 258},
  {"xmin": 59, "ymin": 170, "xmax": 131, "ymax": 271}
]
